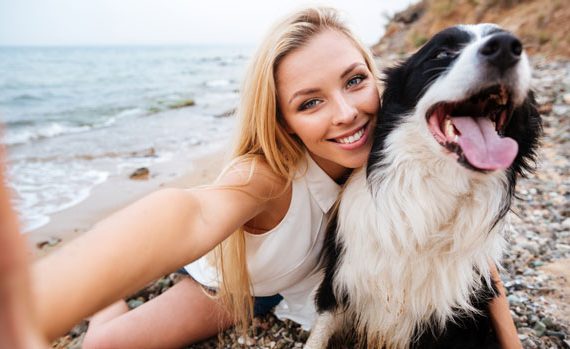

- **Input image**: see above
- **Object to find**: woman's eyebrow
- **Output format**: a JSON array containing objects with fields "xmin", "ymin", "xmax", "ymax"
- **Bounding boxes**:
[
  {"xmin": 340, "ymin": 62, "xmax": 366, "ymax": 79},
  {"xmin": 288, "ymin": 88, "xmax": 320, "ymax": 105}
]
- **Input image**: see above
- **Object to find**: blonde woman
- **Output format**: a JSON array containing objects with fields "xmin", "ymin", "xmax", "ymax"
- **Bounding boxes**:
[{"xmin": 0, "ymin": 7, "xmax": 520, "ymax": 349}]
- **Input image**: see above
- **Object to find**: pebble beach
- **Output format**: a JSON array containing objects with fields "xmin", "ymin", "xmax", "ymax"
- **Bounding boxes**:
[{"xmin": 48, "ymin": 57, "xmax": 570, "ymax": 349}]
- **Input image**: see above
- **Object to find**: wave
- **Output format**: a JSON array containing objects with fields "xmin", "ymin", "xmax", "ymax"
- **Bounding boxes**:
[
  {"xmin": 3, "ymin": 107, "xmax": 146, "ymax": 146},
  {"xmin": 11, "ymin": 93, "xmax": 44, "ymax": 102},
  {"xmin": 4, "ymin": 122, "xmax": 92, "ymax": 146}
]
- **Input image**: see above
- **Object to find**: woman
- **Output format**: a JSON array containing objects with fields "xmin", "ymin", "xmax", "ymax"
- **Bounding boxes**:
[{"xmin": 0, "ymin": 7, "xmax": 520, "ymax": 349}]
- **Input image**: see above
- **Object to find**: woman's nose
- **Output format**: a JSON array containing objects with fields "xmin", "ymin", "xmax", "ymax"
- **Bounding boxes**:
[{"xmin": 331, "ymin": 93, "xmax": 357, "ymax": 125}]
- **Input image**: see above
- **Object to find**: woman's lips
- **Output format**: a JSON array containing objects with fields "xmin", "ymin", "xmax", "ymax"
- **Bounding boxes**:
[{"xmin": 330, "ymin": 121, "xmax": 370, "ymax": 150}]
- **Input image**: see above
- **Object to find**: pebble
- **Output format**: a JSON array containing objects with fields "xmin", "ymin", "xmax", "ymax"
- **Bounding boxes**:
[
  {"xmin": 508, "ymin": 294, "xmax": 522, "ymax": 305},
  {"xmin": 129, "ymin": 167, "xmax": 150, "ymax": 180},
  {"xmin": 533, "ymin": 321, "xmax": 547, "ymax": 337},
  {"xmin": 127, "ymin": 299, "xmax": 144, "ymax": 309},
  {"xmin": 563, "ymin": 93, "xmax": 570, "ymax": 104},
  {"xmin": 562, "ymin": 217, "xmax": 570, "ymax": 229},
  {"xmin": 36, "ymin": 236, "xmax": 62, "ymax": 249},
  {"xmin": 545, "ymin": 330, "xmax": 566, "ymax": 339}
]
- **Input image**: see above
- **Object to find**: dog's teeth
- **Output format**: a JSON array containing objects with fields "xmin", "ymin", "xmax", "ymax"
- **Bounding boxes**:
[
  {"xmin": 499, "ymin": 86, "xmax": 508, "ymax": 105},
  {"xmin": 444, "ymin": 119, "xmax": 455, "ymax": 138}
]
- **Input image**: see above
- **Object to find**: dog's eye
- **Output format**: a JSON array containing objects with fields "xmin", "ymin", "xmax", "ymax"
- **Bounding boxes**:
[{"xmin": 434, "ymin": 50, "xmax": 457, "ymax": 60}]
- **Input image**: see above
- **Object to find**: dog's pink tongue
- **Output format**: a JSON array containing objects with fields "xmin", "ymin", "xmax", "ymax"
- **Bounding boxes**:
[{"xmin": 451, "ymin": 116, "xmax": 518, "ymax": 170}]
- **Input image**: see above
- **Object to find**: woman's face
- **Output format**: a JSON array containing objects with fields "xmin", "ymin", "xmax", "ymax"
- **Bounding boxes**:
[{"xmin": 276, "ymin": 29, "xmax": 380, "ymax": 181}]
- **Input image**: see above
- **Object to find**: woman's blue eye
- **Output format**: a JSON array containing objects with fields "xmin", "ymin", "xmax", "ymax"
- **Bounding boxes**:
[
  {"xmin": 347, "ymin": 75, "xmax": 365, "ymax": 88},
  {"xmin": 299, "ymin": 99, "xmax": 321, "ymax": 111}
]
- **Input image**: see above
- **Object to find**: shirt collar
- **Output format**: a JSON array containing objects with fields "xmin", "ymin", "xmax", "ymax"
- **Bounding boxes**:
[{"xmin": 302, "ymin": 152, "xmax": 342, "ymax": 214}]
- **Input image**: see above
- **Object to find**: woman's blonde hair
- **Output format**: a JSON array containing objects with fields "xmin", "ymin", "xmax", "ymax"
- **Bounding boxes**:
[{"xmin": 213, "ymin": 6, "xmax": 381, "ymax": 335}]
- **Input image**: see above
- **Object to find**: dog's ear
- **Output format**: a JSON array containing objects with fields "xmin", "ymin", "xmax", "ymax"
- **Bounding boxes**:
[{"xmin": 503, "ymin": 91, "xmax": 542, "ymax": 177}]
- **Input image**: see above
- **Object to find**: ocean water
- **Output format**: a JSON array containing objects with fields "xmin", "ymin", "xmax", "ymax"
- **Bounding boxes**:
[{"xmin": 0, "ymin": 45, "xmax": 251, "ymax": 232}]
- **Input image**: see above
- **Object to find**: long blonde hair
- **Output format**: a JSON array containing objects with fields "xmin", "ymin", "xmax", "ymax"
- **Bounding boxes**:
[{"xmin": 213, "ymin": 6, "xmax": 381, "ymax": 334}]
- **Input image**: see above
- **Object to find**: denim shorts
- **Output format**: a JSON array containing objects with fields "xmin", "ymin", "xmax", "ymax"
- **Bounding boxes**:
[{"xmin": 176, "ymin": 268, "xmax": 283, "ymax": 316}]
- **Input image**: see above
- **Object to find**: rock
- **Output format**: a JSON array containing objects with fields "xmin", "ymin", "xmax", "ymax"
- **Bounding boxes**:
[
  {"xmin": 537, "ymin": 102, "xmax": 553, "ymax": 114},
  {"xmin": 533, "ymin": 321, "xmax": 547, "ymax": 337},
  {"xmin": 127, "ymin": 299, "xmax": 144, "ymax": 309},
  {"xmin": 521, "ymin": 242, "xmax": 540, "ymax": 255},
  {"xmin": 129, "ymin": 167, "xmax": 150, "ymax": 180},
  {"xmin": 215, "ymin": 108, "xmax": 236, "ymax": 118},
  {"xmin": 530, "ymin": 260, "xmax": 544, "ymax": 268},
  {"xmin": 555, "ymin": 243, "xmax": 570, "ymax": 253},
  {"xmin": 36, "ymin": 236, "xmax": 62, "ymax": 249},
  {"xmin": 542, "ymin": 316, "xmax": 555, "ymax": 328},
  {"xmin": 169, "ymin": 98, "xmax": 195, "ymax": 109},
  {"xmin": 237, "ymin": 336, "xmax": 254, "ymax": 345},
  {"xmin": 552, "ymin": 104, "xmax": 570, "ymax": 116},
  {"xmin": 563, "ymin": 93, "xmax": 570, "ymax": 104},
  {"xmin": 68, "ymin": 320, "xmax": 88, "ymax": 337},
  {"xmin": 545, "ymin": 330, "xmax": 566, "ymax": 339},
  {"xmin": 508, "ymin": 294, "xmax": 522, "ymax": 305},
  {"xmin": 393, "ymin": 2, "xmax": 425, "ymax": 24},
  {"xmin": 562, "ymin": 217, "xmax": 570, "ymax": 229}
]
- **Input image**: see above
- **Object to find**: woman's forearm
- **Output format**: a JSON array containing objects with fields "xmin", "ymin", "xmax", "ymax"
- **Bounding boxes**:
[{"xmin": 31, "ymin": 188, "xmax": 209, "ymax": 340}]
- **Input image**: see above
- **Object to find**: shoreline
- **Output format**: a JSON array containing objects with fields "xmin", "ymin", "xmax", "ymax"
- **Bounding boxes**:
[{"xmin": 28, "ymin": 143, "xmax": 228, "ymax": 259}]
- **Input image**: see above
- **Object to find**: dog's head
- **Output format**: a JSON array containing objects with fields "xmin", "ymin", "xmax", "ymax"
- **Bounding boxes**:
[{"xmin": 370, "ymin": 24, "xmax": 541, "ymax": 177}]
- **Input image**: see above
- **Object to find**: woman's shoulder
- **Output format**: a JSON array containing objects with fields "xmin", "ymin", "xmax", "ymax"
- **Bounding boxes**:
[{"xmin": 214, "ymin": 155, "xmax": 290, "ymax": 202}]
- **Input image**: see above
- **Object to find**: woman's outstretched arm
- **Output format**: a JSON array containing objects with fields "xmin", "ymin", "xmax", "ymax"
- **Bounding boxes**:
[{"xmin": 1, "ymin": 152, "xmax": 281, "ymax": 342}]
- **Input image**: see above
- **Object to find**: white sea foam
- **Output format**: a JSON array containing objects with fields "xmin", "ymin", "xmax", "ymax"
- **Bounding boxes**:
[
  {"xmin": 205, "ymin": 79, "xmax": 231, "ymax": 87},
  {"xmin": 3, "ymin": 122, "xmax": 91, "ymax": 146},
  {"xmin": 7, "ymin": 160, "xmax": 109, "ymax": 233}
]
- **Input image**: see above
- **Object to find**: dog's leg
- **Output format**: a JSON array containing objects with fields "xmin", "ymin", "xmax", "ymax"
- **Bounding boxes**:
[{"xmin": 304, "ymin": 311, "xmax": 342, "ymax": 349}]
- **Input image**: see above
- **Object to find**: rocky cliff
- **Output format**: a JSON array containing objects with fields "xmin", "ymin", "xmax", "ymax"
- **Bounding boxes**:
[{"xmin": 372, "ymin": 0, "xmax": 570, "ymax": 58}]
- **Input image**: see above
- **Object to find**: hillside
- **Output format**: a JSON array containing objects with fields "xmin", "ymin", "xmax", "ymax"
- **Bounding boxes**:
[{"xmin": 372, "ymin": 0, "xmax": 570, "ymax": 58}]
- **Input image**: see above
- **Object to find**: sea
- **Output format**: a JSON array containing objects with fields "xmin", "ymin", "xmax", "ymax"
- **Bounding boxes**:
[{"xmin": 0, "ymin": 45, "xmax": 252, "ymax": 232}]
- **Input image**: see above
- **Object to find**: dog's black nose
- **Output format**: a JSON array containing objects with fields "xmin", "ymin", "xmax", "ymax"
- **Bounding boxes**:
[{"xmin": 479, "ymin": 33, "xmax": 522, "ymax": 72}]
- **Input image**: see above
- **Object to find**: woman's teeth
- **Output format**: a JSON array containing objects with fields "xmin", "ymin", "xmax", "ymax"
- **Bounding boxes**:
[{"xmin": 335, "ymin": 127, "xmax": 364, "ymax": 144}]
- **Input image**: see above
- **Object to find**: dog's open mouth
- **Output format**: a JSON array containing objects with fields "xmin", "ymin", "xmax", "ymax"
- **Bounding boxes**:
[{"xmin": 426, "ymin": 85, "xmax": 519, "ymax": 171}]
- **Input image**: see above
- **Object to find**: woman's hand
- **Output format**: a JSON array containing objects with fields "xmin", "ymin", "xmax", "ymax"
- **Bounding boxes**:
[
  {"xmin": 0, "ymin": 145, "xmax": 48, "ymax": 348},
  {"xmin": 489, "ymin": 263, "xmax": 523, "ymax": 349}
]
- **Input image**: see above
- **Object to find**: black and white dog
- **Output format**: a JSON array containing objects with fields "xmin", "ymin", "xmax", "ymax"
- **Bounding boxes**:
[{"xmin": 306, "ymin": 24, "xmax": 541, "ymax": 348}]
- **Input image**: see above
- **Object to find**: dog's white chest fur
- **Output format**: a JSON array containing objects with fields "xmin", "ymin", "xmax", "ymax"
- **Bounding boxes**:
[{"xmin": 333, "ymin": 128, "xmax": 508, "ymax": 347}]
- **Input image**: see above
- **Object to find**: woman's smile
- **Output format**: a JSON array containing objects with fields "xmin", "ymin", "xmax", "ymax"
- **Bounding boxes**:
[{"xmin": 328, "ymin": 121, "xmax": 371, "ymax": 150}]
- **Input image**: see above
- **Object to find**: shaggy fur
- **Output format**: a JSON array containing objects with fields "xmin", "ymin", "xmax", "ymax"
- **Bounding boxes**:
[{"xmin": 306, "ymin": 24, "xmax": 541, "ymax": 349}]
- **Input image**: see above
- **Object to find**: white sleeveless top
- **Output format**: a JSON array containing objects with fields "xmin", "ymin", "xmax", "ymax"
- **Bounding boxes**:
[{"xmin": 184, "ymin": 154, "xmax": 341, "ymax": 330}]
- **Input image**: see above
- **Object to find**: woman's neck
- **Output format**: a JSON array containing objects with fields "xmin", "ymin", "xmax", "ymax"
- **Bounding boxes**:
[{"xmin": 307, "ymin": 151, "xmax": 353, "ymax": 184}]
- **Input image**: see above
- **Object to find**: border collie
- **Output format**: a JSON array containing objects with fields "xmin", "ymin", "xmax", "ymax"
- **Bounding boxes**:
[{"xmin": 305, "ymin": 24, "xmax": 541, "ymax": 349}]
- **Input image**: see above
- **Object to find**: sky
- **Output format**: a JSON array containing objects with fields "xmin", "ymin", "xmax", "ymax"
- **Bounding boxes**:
[{"xmin": 0, "ymin": 0, "xmax": 418, "ymax": 47}]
